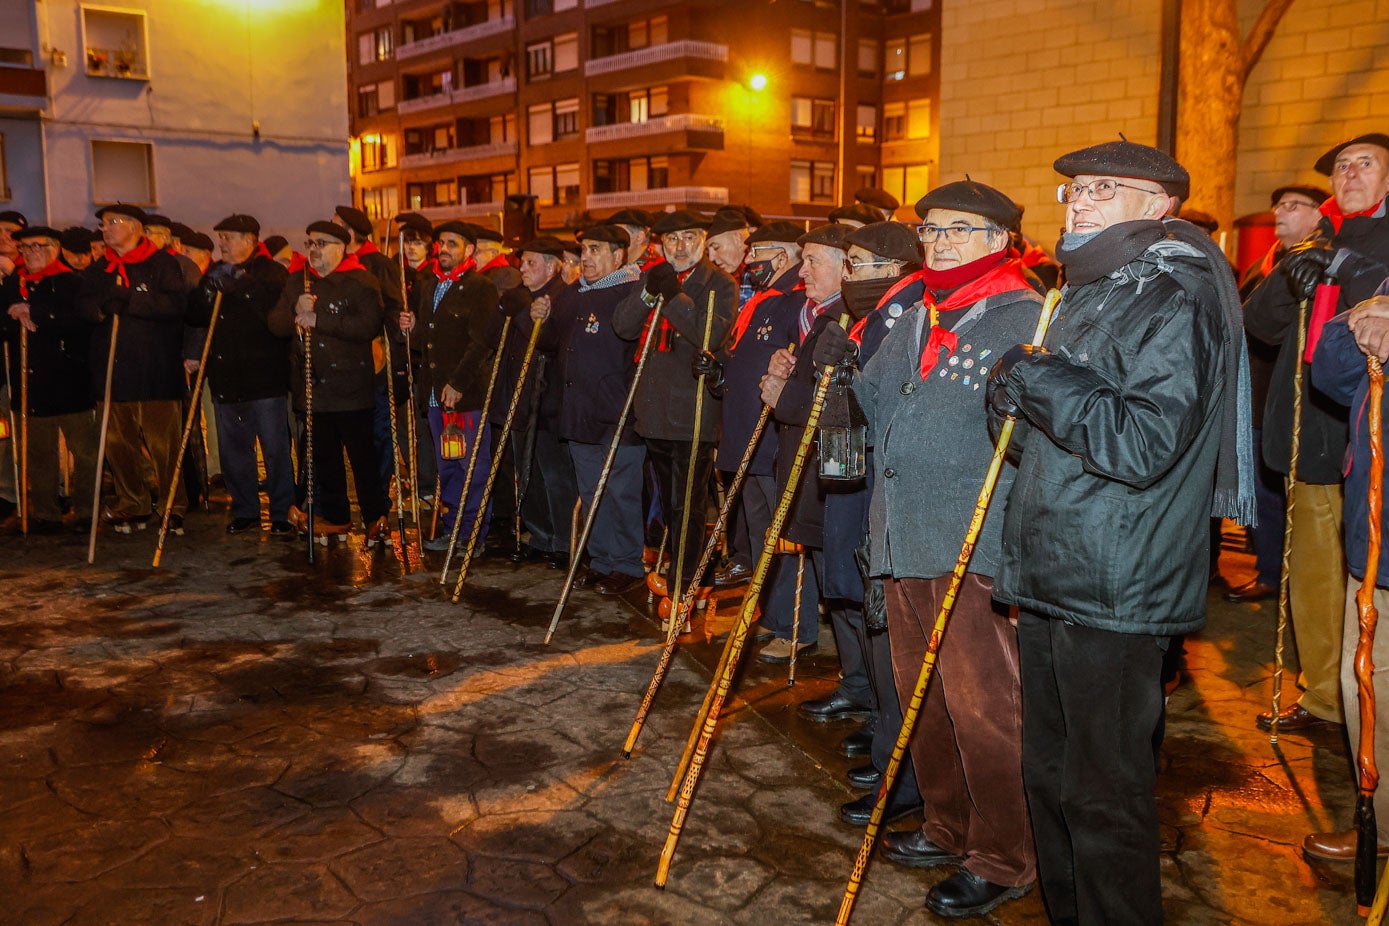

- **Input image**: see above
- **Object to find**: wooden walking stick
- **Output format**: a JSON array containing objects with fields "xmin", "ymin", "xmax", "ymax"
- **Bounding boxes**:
[
  {"xmin": 451, "ymin": 314, "xmax": 545, "ymax": 599},
  {"xmin": 789, "ymin": 550, "xmax": 805, "ymax": 686},
  {"xmin": 544, "ymin": 297, "xmax": 666, "ymax": 644},
  {"xmin": 88, "ymin": 315, "xmax": 120, "ymax": 565},
  {"xmin": 438, "ymin": 315, "xmax": 510, "ymax": 583},
  {"xmin": 834, "ymin": 289, "xmax": 1061, "ymax": 925},
  {"xmin": 381, "ymin": 321, "xmax": 408, "ymax": 555},
  {"xmin": 1355, "ymin": 355, "xmax": 1385, "ymax": 914},
  {"xmin": 429, "ymin": 471, "xmax": 442, "ymax": 541},
  {"xmin": 302, "ymin": 273, "xmax": 317, "ymax": 564},
  {"xmin": 3, "ymin": 343, "xmax": 18, "ymax": 530},
  {"xmin": 399, "ymin": 234, "xmax": 422, "ymax": 537},
  {"xmin": 152, "ymin": 292, "xmax": 222, "ymax": 567},
  {"xmin": 1270, "ymin": 297, "xmax": 1310, "ymax": 744},
  {"xmin": 656, "ymin": 311, "xmax": 851, "ymax": 886},
  {"xmin": 19, "ymin": 328, "xmax": 27, "ymax": 536}
]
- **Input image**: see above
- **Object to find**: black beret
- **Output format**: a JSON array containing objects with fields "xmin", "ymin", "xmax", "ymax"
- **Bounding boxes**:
[
  {"xmin": 797, "ymin": 222, "xmax": 852, "ymax": 251},
  {"xmin": 333, "ymin": 205, "xmax": 373, "ymax": 238},
  {"xmin": 1053, "ymin": 140, "xmax": 1191, "ymax": 200},
  {"xmin": 262, "ymin": 235, "xmax": 289, "ymax": 256},
  {"xmin": 827, "ymin": 203, "xmax": 883, "ymax": 227},
  {"xmin": 577, "ymin": 224, "xmax": 630, "ymax": 249},
  {"xmin": 182, "ymin": 231, "xmax": 215, "ymax": 252},
  {"xmin": 434, "ymin": 221, "xmax": 477, "ymax": 242},
  {"xmin": 169, "ymin": 222, "xmax": 196, "ymax": 242},
  {"xmin": 1179, "ymin": 209, "xmax": 1219, "ymax": 233},
  {"xmin": 652, "ymin": 210, "xmax": 711, "ymax": 236},
  {"xmin": 214, "ymin": 214, "xmax": 261, "ymax": 235},
  {"xmin": 854, "ymin": 187, "xmax": 900, "ymax": 212},
  {"xmin": 306, "ymin": 220, "xmax": 350, "ymax": 244},
  {"xmin": 60, "ymin": 227, "xmax": 95, "ymax": 251},
  {"xmin": 603, "ymin": 208, "xmax": 655, "ymax": 229},
  {"xmin": 0, "ymin": 210, "xmax": 27, "ymax": 228},
  {"xmin": 14, "ymin": 226, "xmax": 61, "ymax": 242},
  {"xmin": 1270, "ymin": 184, "xmax": 1331, "ymax": 208},
  {"xmin": 398, "ymin": 217, "xmax": 433, "ymax": 238},
  {"xmin": 1314, "ymin": 133, "xmax": 1389, "ymax": 176},
  {"xmin": 143, "ymin": 213, "xmax": 173, "ymax": 229},
  {"xmin": 557, "ymin": 238, "xmax": 579, "ymax": 256},
  {"xmin": 519, "ymin": 235, "xmax": 567, "ymax": 258},
  {"xmin": 392, "ymin": 211, "xmax": 430, "ymax": 227},
  {"xmin": 748, "ymin": 221, "xmax": 808, "ymax": 247},
  {"xmin": 95, "ymin": 203, "xmax": 148, "ymax": 224},
  {"xmin": 470, "ymin": 224, "xmax": 504, "ymax": 244},
  {"xmin": 915, "ymin": 180, "xmax": 1024, "ymax": 231},
  {"xmin": 846, "ymin": 222, "xmax": 922, "ymax": 265},
  {"xmin": 706, "ymin": 208, "xmax": 753, "ymax": 237}
]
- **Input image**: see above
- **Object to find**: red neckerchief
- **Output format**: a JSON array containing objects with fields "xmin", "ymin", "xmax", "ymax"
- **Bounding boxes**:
[
  {"xmin": 435, "ymin": 257, "xmax": 476, "ymax": 283},
  {"xmin": 103, "ymin": 236, "xmax": 160, "ymax": 286},
  {"xmin": 732, "ymin": 280, "xmax": 805, "ymax": 348},
  {"xmin": 306, "ymin": 253, "xmax": 366, "ymax": 278},
  {"xmin": 413, "ymin": 258, "xmax": 437, "ymax": 276},
  {"xmin": 254, "ymin": 242, "xmax": 272, "ymax": 260},
  {"xmin": 1020, "ymin": 241, "xmax": 1054, "ymax": 269},
  {"xmin": 18, "ymin": 257, "xmax": 73, "ymax": 299},
  {"xmin": 637, "ymin": 266, "xmax": 694, "ymax": 359},
  {"xmin": 639, "ymin": 251, "xmax": 665, "ymax": 271},
  {"xmin": 355, "ymin": 239, "xmax": 381, "ymax": 259},
  {"xmin": 287, "ymin": 252, "xmax": 307, "ymax": 274},
  {"xmin": 480, "ymin": 254, "xmax": 510, "ymax": 273},
  {"xmin": 848, "ymin": 270, "xmax": 925, "ymax": 344},
  {"xmin": 918, "ymin": 257, "xmax": 1034, "ymax": 379},
  {"xmin": 1320, "ymin": 195, "xmax": 1386, "ymax": 234},
  {"xmin": 1257, "ymin": 242, "xmax": 1280, "ymax": 279}
]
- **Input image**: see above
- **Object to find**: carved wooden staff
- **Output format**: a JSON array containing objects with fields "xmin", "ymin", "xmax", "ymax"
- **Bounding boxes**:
[
  {"xmin": 656, "ymin": 312, "xmax": 851, "ymax": 886},
  {"xmin": 152, "ymin": 292, "xmax": 222, "ymax": 567},
  {"xmin": 1356, "ymin": 355, "xmax": 1385, "ymax": 913},
  {"xmin": 835, "ymin": 289, "xmax": 1060, "ymax": 925},
  {"xmin": 3, "ymin": 343, "xmax": 18, "ymax": 532},
  {"xmin": 789, "ymin": 549, "xmax": 805, "ymax": 686},
  {"xmin": 381, "ymin": 318, "xmax": 407, "ymax": 554},
  {"xmin": 543, "ymin": 297, "xmax": 666, "ymax": 645},
  {"xmin": 302, "ymin": 272, "xmax": 316, "ymax": 563},
  {"xmin": 19, "ymin": 327, "xmax": 28, "ymax": 536},
  {"xmin": 399, "ymin": 235, "xmax": 422, "ymax": 538},
  {"xmin": 438, "ymin": 316, "xmax": 510, "ymax": 584},
  {"xmin": 88, "ymin": 315, "xmax": 120, "ymax": 564},
  {"xmin": 1270, "ymin": 297, "xmax": 1309, "ymax": 744},
  {"xmin": 451, "ymin": 313, "xmax": 545, "ymax": 599}
]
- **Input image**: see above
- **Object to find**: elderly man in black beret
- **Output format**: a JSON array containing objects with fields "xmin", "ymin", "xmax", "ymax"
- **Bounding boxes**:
[
  {"xmin": 603, "ymin": 209, "xmax": 660, "ymax": 270},
  {"xmin": 827, "ymin": 182, "xmax": 1044, "ymax": 916},
  {"xmin": 705, "ymin": 206, "xmax": 757, "ymax": 303},
  {"xmin": 0, "ymin": 209, "xmax": 26, "ymax": 519},
  {"xmin": 854, "ymin": 187, "xmax": 900, "ymax": 221},
  {"xmin": 1244, "ymin": 134, "xmax": 1389, "ymax": 749},
  {"xmin": 60, "ymin": 227, "xmax": 95, "ymax": 271},
  {"xmin": 187, "ymin": 214, "xmax": 293, "ymax": 536},
  {"xmin": 269, "ymin": 220, "xmax": 390, "ymax": 543},
  {"xmin": 79, "ymin": 203, "xmax": 193, "ymax": 534},
  {"xmin": 614, "ymin": 210, "xmax": 737, "ymax": 609},
  {"xmin": 1, "ymin": 225, "xmax": 97, "ymax": 532},
  {"xmin": 988, "ymin": 140, "xmax": 1254, "ymax": 923}
]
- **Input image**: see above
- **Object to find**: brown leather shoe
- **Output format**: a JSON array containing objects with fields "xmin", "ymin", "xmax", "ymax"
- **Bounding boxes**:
[
  {"xmin": 1255, "ymin": 703, "xmax": 1339, "ymax": 733},
  {"xmin": 1224, "ymin": 579, "xmax": 1277, "ymax": 603},
  {"xmin": 365, "ymin": 516, "xmax": 393, "ymax": 547},
  {"xmin": 596, "ymin": 572, "xmax": 643, "ymax": 596},
  {"xmin": 1302, "ymin": 829, "xmax": 1389, "ymax": 862}
]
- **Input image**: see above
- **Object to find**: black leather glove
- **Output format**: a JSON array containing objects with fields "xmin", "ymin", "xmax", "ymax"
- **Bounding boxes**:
[
  {"xmin": 499, "ymin": 286, "xmax": 531, "ymax": 319},
  {"xmin": 813, "ymin": 320, "xmax": 856, "ymax": 368},
  {"xmin": 985, "ymin": 343, "xmax": 1046, "ymax": 419},
  {"xmin": 1281, "ymin": 240, "xmax": 1336, "ymax": 301},
  {"xmin": 644, "ymin": 262, "xmax": 681, "ymax": 303},
  {"xmin": 692, "ymin": 350, "xmax": 725, "ymax": 394}
]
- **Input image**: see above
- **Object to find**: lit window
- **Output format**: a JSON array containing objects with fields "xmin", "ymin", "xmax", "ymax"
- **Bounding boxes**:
[
  {"xmin": 528, "ymin": 103, "xmax": 553, "ymax": 145},
  {"xmin": 856, "ymin": 105, "xmax": 876, "ymax": 142},
  {"xmin": 909, "ymin": 34, "xmax": 933, "ymax": 76},
  {"xmin": 907, "ymin": 99, "xmax": 931, "ymax": 139}
]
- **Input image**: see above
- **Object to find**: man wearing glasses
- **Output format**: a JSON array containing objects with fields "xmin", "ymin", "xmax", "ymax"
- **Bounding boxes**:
[
  {"xmin": 988, "ymin": 140, "xmax": 1253, "ymax": 923},
  {"xmin": 614, "ymin": 211, "xmax": 737, "ymax": 606}
]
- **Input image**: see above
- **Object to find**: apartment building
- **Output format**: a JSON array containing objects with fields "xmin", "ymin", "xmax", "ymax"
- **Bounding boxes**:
[
  {"xmin": 0, "ymin": 0, "xmax": 350, "ymax": 237},
  {"xmin": 346, "ymin": 0, "xmax": 939, "ymax": 235}
]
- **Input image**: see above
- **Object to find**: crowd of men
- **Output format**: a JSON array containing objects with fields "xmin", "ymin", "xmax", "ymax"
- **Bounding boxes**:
[{"xmin": 3, "ymin": 129, "xmax": 1389, "ymax": 923}]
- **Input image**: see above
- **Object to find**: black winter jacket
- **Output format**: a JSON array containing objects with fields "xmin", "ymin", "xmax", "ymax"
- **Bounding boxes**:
[
  {"xmin": 188, "ymin": 255, "xmax": 291, "ymax": 404},
  {"xmin": 268, "ymin": 267, "xmax": 383, "ymax": 414},
  {"xmin": 414, "ymin": 270, "xmax": 501, "ymax": 412},
  {"xmin": 78, "ymin": 245, "xmax": 190, "ymax": 403},
  {"xmin": 556, "ymin": 278, "xmax": 644, "ymax": 445},
  {"xmin": 1, "ymin": 270, "xmax": 95, "ymax": 416}
]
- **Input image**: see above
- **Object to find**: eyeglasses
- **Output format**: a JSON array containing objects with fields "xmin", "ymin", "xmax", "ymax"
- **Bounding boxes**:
[
  {"xmin": 917, "ymin": 224, "xmax": 993, "ymax": 244},
  {"xmin": 1057, "ymin": 180, "xmax": 1165, "ymax": 204},
  {"xmin": 749, "ymin": 245, "xmax": 785, "ymax": 256},
  {"xmin": 304, "ymin": 238, "xmax": 341, "ymax": 250},
  {"xmin": 848, "ymin": 257, "xmax": 899, "ymax": 270},
  {"xmin": 1273, "ymin": 200, "xmax": 1318, "ymax": 214},
  {"xmin": 17, "ymin": 243, "xmax": 55, "ymax": 253},
  {"xmin": 662, "ymin": 231, "xmax": 705, "ymax": 246}
]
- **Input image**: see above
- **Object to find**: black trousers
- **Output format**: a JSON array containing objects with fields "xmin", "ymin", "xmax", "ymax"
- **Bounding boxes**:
[
  {"xmin": 298, "ymin": 408, "xmax": 388, "ymax": 527},
  {"xmin": 645, "ymin": 437, "xmax": 715, "ymax": 590},
  {"xmin": 730, "ymin": 471, "xmax": 775, "ymax": 569},
  {"xmin": 1017, "ymin": 612, "xmax": 1165, "ymax": 926},
  {"xmin": 521, "ymin": 427, "xmax": 577, "ymax": 555}
]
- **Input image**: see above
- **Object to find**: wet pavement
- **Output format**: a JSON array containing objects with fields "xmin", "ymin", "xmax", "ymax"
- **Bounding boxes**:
[{"xmin": 0, "ymin": 513, "xmax": 1366, "ymax": 924}]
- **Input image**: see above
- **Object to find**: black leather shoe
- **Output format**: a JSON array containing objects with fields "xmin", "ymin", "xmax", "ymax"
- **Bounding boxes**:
[
  {"xmin": 840, "ymin": 728, "xmax": 874, "ymax": 757},
  {"xmin": 1255, "ymin": 703, "xmax": 1339, "ymax": 733},
  {"xmin": 596, "ymin": 572, "xmax": 644, "ymax": 596},
  {"xmin": 880, "ymin": 829, "xmax": 962, "ymax": 868},
  {"xmin": 574, "ymin": 568, "xmax": 607, "ymax": 589},
  {"xmin": 799, "ymin": 691, "xmax": 872, "ymax": 723},
  {"xmin": 547, "ymin": 552, "xmax": 568, "ymax": 569},
  {"xmin": 714, "ymin": 561, "xmax": 754, "ymax": 587},
  {"xmin": 227, "ymin": 517, "xmax": 260, "ymax": 534},
  {"xmin": 509, "ymin": 543, "xmax": 542, "ymax": 563},
  {"xmin": 846, "ymin": 765, "xmax": 881, "ymax": 789},
  {"xmin": 840, "ymin": 792, "xmax": 919, "ymax": 827},
  {"xmin": 925, "ymin": 869, "xmax": 1033, "ymax": 918},
  {"xmin": 269, "ymin": 521, "xmax": 295, "ymax": 538}
]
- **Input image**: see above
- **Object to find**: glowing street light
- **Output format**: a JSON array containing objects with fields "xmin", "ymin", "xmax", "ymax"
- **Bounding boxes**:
[{"xmin": 748, "ymin": 73, "xmax": 768, "ymax": 92}]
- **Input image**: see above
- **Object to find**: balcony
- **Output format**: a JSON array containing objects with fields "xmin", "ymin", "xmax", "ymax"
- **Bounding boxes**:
[
  {"xmin": 585, "ymin": 113, "xmax": 723, "ymax": 145},
  {"xmin": 419, "ymin": 202, "xmax": 505, "ymax": 221},
  {"xmin": 585, "ymin": 40, "xmax": 727, "ymax": 78},
  {"xmin": 586, "ymin": 186, "xmax": 729, "ymax": 210},
  {"xmin": 399, "ymin": 141, "xmax": 518, "ymax": 170},
  {"xmin": 397, "ymin": 16, "xmax": 515, "ymax": 61},
  {"xmin": 452, "ymin": 77, "xmax": 515, "ymax": 104},
  {"xmin": 398, "ymin": 90, "xmax": 452, "ymax": 115}
]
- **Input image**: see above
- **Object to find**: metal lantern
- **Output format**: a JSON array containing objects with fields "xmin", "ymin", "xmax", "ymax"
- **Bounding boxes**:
[
  {"xmin": 818, "ymin": 382, "xmax": 867, "ymax": 480},
  {"xmin": 440, "ymin": 414, "xmax": 467, "ymax": 460},
  {"xmin": 0, "ymin": 416, "xmax": 9, "ymax": 441}
]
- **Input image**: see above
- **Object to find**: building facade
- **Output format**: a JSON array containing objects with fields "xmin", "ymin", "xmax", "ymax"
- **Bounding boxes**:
[
  {"xmin": 0, "ymin": 0, "xmax": 351, "ymax": 238},
  {"xmin": 346, "ymin": 0, "xmax": 940, "ymax": 234}
]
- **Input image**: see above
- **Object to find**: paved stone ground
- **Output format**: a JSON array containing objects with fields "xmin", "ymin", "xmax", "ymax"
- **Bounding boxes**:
[{"xmin": 0, "ymin": 513, "xmax": 1367, "ymax": 924}]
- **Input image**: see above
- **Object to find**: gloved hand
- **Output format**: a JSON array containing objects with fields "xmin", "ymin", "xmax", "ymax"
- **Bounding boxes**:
[
  {"xmin": 985, "ymin": 343, "xmax": 1046, "ymax": 419},
  {"xmin": 499, "ymin": 286, "xmax": 531, "ymax": 319},
  {"xmin": 1282, "ymin": 240, "xmax": 1336, "ymax": 301},
  {"xmin": 813, "ymin": 320, "xmax": 856, "ymax": 368},
  {"xmin": 692, "ymin": 350, "xmax": 725, "ymax": 394},
  {"xmin": 644, "ymin": 262, "xmax": 681, "ymax": 303}
]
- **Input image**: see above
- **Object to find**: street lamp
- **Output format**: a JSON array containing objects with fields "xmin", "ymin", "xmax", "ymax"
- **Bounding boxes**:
[{"xmin": 748, "ymin": 73, "xmax": 768, "ymax": 92}]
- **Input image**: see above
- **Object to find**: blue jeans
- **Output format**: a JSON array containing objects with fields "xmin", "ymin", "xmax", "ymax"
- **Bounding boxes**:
[
  {"xmin": 570, "ymin": 441, "xmax": 646, "ymax": 578},
  {"xmin": 429, "ymin": 405, "xmax": 491, "ymax": 541},
  {"xmin": 215, "ymin": 396, "xmax": 295, "ymax": 521}
]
